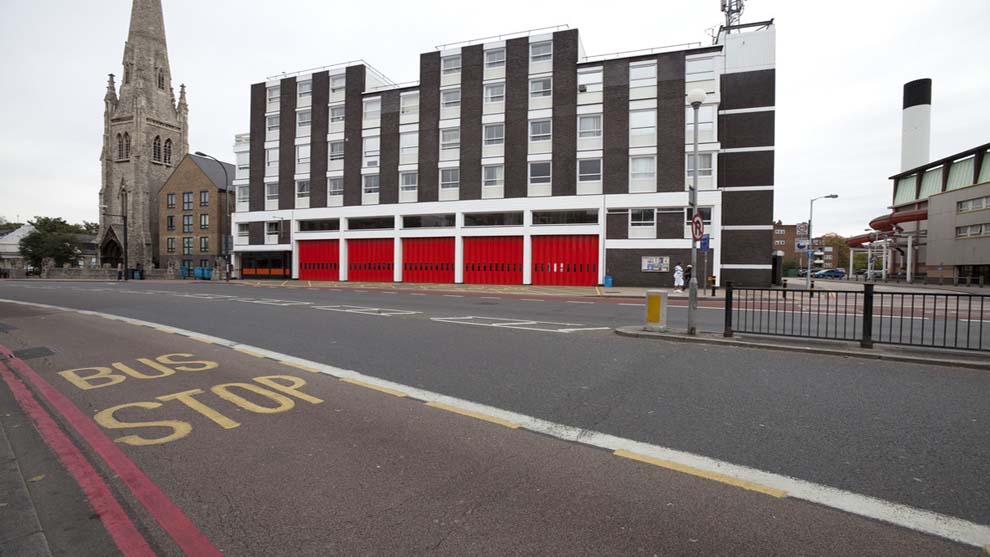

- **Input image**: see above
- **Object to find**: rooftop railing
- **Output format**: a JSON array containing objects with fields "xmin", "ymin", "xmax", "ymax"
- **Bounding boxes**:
[{"xmin": 434, "ymin": 25, "xmax": 569, "ymax": 50}]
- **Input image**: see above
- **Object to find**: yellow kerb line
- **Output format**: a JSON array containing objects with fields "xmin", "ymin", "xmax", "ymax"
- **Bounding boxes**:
[
  {"xmin": 187, "ymin": 335, "xmax": 215, "ymax": 344},
  {"xmin": 614, "ymin": 450, "xmax": 788, "ymax": 498},
  {"xmin": 340, "ymin": 378, "xmax": 408, "ymax": 397},
  {"xmin": 234, "ymin": 346, "xmax": 268, "ymax": 359},
  {"xmin": 280, "ymin": 360, "xmax": 321, "ymax": 374},
  {"xmin": 425, "ymin": 402, "xmax": 520, "ymax": 429}
]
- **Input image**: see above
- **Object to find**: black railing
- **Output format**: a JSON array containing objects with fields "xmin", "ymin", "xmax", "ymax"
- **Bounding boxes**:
[{"xmin": 724, "ymin": 283, "xmax": 989, "ymax": 352}]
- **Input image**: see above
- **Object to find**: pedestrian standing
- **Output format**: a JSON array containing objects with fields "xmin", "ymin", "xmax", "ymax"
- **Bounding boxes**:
[
  {"xmin": 116, "ymin": 261, "xmax": 123, "ymax": 281},
  {"xmin": 684, "ymin": 264, "xmax": 693, "ymax": 287},
  {"xmin": 673, "ymin": 262, "xmax": 685, "ymax": 293}
]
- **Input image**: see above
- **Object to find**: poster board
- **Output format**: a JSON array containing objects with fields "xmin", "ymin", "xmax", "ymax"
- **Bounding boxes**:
[{"xmin": 641, "ymin": 256, "xmax": 670, "ymax": 272}]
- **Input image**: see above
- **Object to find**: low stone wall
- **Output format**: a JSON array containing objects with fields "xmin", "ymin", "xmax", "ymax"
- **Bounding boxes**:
[{"xmin": 35, "ymin": 267, "xmax": 181, "ymax": 280}]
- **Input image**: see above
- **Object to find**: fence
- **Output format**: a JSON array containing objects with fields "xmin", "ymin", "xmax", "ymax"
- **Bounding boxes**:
[{"xmin": 724, "ymin": 283, "xmax": 989, "ymax": 352}]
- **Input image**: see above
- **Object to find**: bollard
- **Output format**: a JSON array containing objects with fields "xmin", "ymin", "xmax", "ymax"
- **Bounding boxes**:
[
  {"xmin": 709, "ymin": 275, "xmax": 717, "ymax": 297},
  {"xmin": 782, "ymin": 280, "xmax": 788, "ymax": 299},
  {"xmin": 809, "ymin": 279, "xmax": 815, "ymax": 298},
  {"xmin": 644, "ymin": 290, "xmax": 668, "ymax": 332}
]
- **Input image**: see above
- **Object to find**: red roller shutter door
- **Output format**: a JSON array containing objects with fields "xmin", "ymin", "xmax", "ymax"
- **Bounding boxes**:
[
  {"xmin": 463, "ymin": 236, "xmax": 523, "ymax": 285},
  {"xmin": 532, "ymin": 235, "xmax": 599, "ymax": 286},
  {"xmin": 348, "ymin": 238, "xmax": 394, "ymax": 282},
  {"xmin": 298, "ymin": 240, "xmax": 340, "ymax": 281},
  {"xmin": 403, "ymin": 237, "xmax": 455, "ymax": 283}
]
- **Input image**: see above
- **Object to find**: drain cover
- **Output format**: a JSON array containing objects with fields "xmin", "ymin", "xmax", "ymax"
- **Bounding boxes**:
[{"xmin": 13, "ymin": 347, "xmax": 54, "ymax": 360}]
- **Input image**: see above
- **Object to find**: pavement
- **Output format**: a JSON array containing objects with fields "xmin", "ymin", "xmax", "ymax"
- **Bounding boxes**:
[{"xmin": 1, "ymin": 280, "xmax": 989, "ymax": 554}]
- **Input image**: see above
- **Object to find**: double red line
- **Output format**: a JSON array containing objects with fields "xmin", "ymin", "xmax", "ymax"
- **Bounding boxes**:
[{"xmin": 0, "ymin": 344, "xmax": 221, "ymax": 556}]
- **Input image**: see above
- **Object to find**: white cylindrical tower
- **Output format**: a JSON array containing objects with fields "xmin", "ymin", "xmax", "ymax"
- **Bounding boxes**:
[{"xmin": 900, "ymin": 78, "xmax": 931, "ymax": 172}]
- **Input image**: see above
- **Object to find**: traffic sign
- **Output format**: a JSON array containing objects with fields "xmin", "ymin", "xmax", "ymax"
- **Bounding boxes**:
[
  {"xmin": 691, "ymin": 213, "xmax": 704, "ymax": 241},
  {"xmin": 700, "ymin": 234, "xmax": 710, "ymax": 252}
]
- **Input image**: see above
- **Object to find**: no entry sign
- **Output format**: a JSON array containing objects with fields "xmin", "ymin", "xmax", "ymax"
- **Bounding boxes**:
[{"xmin": 691, "ymin": 213, "xmax": 704, "ymax": 241}]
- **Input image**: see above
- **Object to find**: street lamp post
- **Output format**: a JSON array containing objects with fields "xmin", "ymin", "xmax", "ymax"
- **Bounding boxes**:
[
  {"xmin": 806, "ymin": 194, "xmax": 838, "ymax": 289},
  {"xmin": 100, "ymin": 188, "xmax": 129, "ymax": 281},
  {"xmin": 195, "ymin": 151, "xmax": 230, "ymax": 282},
  {"xmin": 686, "ymin": 89, "xmax": 706, "ymax": 336}
]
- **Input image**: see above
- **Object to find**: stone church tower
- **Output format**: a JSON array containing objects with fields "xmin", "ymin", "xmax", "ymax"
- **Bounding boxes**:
[{"xmin": 99, "ymin": 0, "xmax": 188, "ymax": 269}]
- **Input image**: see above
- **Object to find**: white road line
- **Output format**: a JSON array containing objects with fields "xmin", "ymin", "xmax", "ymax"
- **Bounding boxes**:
[
  {"xmin": 566, "ymin": 301, "xmax": 595, "ymax": 305},
  {"xmin": 619, "ymin": 303, "xmax": 642, "ymax": 307},
  {"xmin": 520, "ymin": 299, "xmax": 544, "ymax": 302},
  {"xmin": 3, "ymin": 296, "xmax": 987, "ymax": 550},
  {"xmin": 443, "ymin": 294, "xmax": 464, "ymax": 298},
  {"xmin": 480, "ymin": 297, "xmax": 501, "ymax": 300},
  {"xmin": 409, "ymin": 293, "xmax": 427, "ymax": 296}
]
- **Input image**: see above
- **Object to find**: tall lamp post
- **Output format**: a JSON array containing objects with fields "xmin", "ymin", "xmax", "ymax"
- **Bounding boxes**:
[
  {"xmin": 195, "ymin": 151, "xmax": 230, "ymax": 282},
  {"xmin": 686, "ymin": 88, "xmax": 706, "ymax": 336},
  {"xmin": 806, "ymin": 194, "xmax": 838, "ymax": 289},
  {"xmin": 100, "ymin": 187, "xmax": 129, "ymax": 281}
]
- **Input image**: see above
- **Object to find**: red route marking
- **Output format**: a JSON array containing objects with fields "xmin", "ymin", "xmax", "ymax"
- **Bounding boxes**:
[
  {"xmin": 0, "ymin": 354, "xmax": 155, "ymax": 556},
  {"xmin": 0, "ymin": 344, "xmax": 222, "ymax": 557}
]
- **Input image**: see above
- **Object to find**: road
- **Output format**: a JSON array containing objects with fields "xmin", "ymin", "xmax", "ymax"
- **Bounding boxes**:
[{"xmin": 1, "ymin": 279, "xmax": 988, "ymax": 554}]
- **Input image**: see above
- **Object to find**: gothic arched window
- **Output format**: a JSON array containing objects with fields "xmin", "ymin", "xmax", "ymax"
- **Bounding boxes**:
[
  {"xmin": 123, "ymin": 133, "xmax": 130, "ymax": 159},
  {"xmin": 116, "ymin": 134, "xmax": 124, "ymax": 160},
  {"xmin": 157, "ymin": 69, "xmax": 165, "ymax": 90},
  {"xmin": 124, "ymin": 64, "xmax": 131, "ymax": 84},
  {"xmin": 164, "ymin": 139, "xmax": 173, "ymax": 165},
  {"xmin": 153, "ymin": 136, "xmax": 162, "ymax": 162}
]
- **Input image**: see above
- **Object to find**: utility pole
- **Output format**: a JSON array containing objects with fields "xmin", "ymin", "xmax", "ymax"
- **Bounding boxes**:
[
  {"xmin": 806, "ymin": 194, "xmax": 838, "ymax": 288},
  {"xmin": 686, "ymin": 89, "xmax": 706, "ymax": 335}
]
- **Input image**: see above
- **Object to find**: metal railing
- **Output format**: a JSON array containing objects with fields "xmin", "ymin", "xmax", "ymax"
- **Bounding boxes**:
[{"xmin": 724, "ymin": 283, "xmax": 989, "ymax": 352}]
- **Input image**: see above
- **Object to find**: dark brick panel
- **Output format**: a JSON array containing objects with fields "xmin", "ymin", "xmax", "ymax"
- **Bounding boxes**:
[
  {"xmin": 718, "ymin": 151, "xmax": 774, "ymax": 187},
  {"xmin": 606, "ymin": 212, "xmax": 628, "ymax": 240},
  {"xmin": 603, "ymin": 60, "xmax": 629, "ymax": 195},
  {"xmin": 718, "ymin": 111, "xmax": 775, "ymax": 149},
  {"xmin": 379, "ymin": 90, "xmax": 400, "ymax": 205},
  {"xmin": 721, "ymin": 229, "xmax": 772, "ymax": 264},
  {"xmin": 606, "ymin": 249, "xmax": 714, "ymax": 287},
  {"xmin": 657, "ymin": 209, "xmax": 683, "ymax": 239},
  {"xmin": 343, "ymin": 65, "xmax": 366, "ymax": 206},
  {"xmin": 504, "ymin": 37, "xmax": 530, "ymax": 198},
  {"xmin": 721, "ymin": 268, "xmax": 771, "ymax": 287},
  {"xmin": 719, "ymin": 69, "xmax": 775, "ymax": 111},
  {"xmin": 459, "ymin": 45, "xmax": 484, "ymax": 200},
  {"xmin": 278, "ymin": 77, "xmax": 297, "ymax": 210},
  {"xmin": 418, "ymin": 53, "xmax": 440, "ymax": 202},
  {"xmin": 657, "ymin": 52, "xmax": 685, "ymax": 192},
  {"xmin": 309, "ymin": 71, "xmax": 329, "ymax": 208},
  {"xmin": 552, "ymin": 30, "xmax": 578, "ymax": 197},
  {"xmin": 721, "ymin": 190, "xmax": 774, "ymax": 226},
  {"xmin": 248, "ymin": 221, "xmax": 264, "ymax": 245},
  {"xmin": 249, "ymin": 82, "xmax": 266, "ymax": 212}
]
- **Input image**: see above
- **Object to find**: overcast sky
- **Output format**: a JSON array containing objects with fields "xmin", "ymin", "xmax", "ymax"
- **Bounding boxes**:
[{"xmin": 1, "ymin": 0, "xmax": 988, "ymax": 236}]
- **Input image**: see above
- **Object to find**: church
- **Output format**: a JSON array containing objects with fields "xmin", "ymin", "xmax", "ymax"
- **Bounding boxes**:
[{"xmin": 99, "ymin": 0, "xmax": 188, "ymax": 269}]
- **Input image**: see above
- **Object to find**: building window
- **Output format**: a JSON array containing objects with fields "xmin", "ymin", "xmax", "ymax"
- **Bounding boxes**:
[
  {"xmin": 297, "ymin": 110, "xmax": 312, "ymax": 128},
  {"xmin": 529, "ymin": 119, "xmax": 552, "ymax": 142},
  {"xmin": 529, "ymin": 162, "xmax": 552, "ymax": 185},
  {"xmin": 363, "ymin": 98, "xmax": 381, "ymax": 120},
  {"xmin": 400, "ymin": 172, "xmax": 418, "ymax": 192},
  {"xmin": 403, "ymin": 214, "xmax": 455, "ymax": 228},
  {"xmin": 530, "ymin": 41, "xmax": 552, "ymax": 63},
  {"xmin": 116, "ymin": 134, "xmax": 124, "ymax": 160},
  {"xmin": 441, "ymin": 54, "xmax": 461, "ymax": 75},
  {"xmin": 533, "ymin": 210, "xmax": 599, "ymax": 225},
  {"xmin": 297, "ymin": 80, "xmax": 311, "ymax": 98},
  {"xmin": 530, "ymin": 77, "xmax": 552, "ymax": 98},
  {"xmin": 956, "ymin": 224, "xmax": 989, "ymax": 238},
  {"xmin": 685, "ymin": 105, "xmax": 715, "ymax": 143},
  {"xmin": 266, "ymin": 221, "xmax": 280, "ymax": 236},
  {"xmin": 328, "ymin": 177, "xmax": 344, "ymax": 196},
  {"xmin": 152, "ymin": 136, "xmax": 162, "ymax": 162},
  {"xmin": 267, "ymin": 85, "xmax": 280, "ymax": 103},
  {"xmin": 774, "ymin": 229, "xmax": 786, "ymax": 235},
  {"xmin": 485, "ymin": 48, "xmax": 505, "ymax": 68},
  {"xmin": 958, "ymin": 196, "xmax": 989, "ymax": 213},
  {"xmin": 577, "ymin": 68, "xmax": 603, "ymax": 93},
  {"xmin": 182, "ymin": 237, "xmax": 193, "ymax": 255},
  {"xmin": 686, "ymin": 153, "xmax": 713, "ymax": 178},
  {"xmin": 267, "ymin": 115, "xmax": 280, "ymax": 131},
  {"xmin": 630, "ymin": 209, "xmax": 656, "ymax": 228},
  {"xmin": 183, "ymin": 214, "xmax": 193, "ymax": 233},
  {"xmin": 348, "ymin": 216, "xmax": 394, "ymax": 230},
  {"xmin": 123, "ymin": 133, "xmax": 130, "ymax": 159},
  {"xmin": 440, "ymin": 168, "xmax": 460, "ymax": 189},
  {"xmin": 440, "ymin": 128, "xmax": 460, "ymax": 151},
  {"xmin": 199, "ymin": 259, "xmax": 210, "ymax": 269},
  {"xmin": 578, "ymin": 115, "xmax": 602, "ymax": 138},
  {"xmin": 630, "ymin": 109, "xmax": 657, "ymax": 141},
  {"xmin": 483, "ymin": 165, "xmax": 504, "ymax": 187},
  {"xmin": 167, "ymin": 237, "xmax": 176, "ymax": 253},
  {"xmin": 166, "ymin": 215, "xmax": 175, "ymax": 231},
  {"xmin": 400, "ymin": 93, "xmax": 419, "ymax": 115},
  {"xmin": 363, "ymin": 174, "xmax": 380, "ymax": 194},
  {"xmin": 237, "ymin": 223, "xmax": 249, "ymax": 238},
  {"xmin": 400, "ymin": 132, "xmax": 418, "ymax": 155},
  {"xmin": 266, "ymin": 182, "xmax": 279, "ymax": 201},
  {"xmin": 166, "ymin": 193, "xmax": 176, "ymax": 208},
  {"xmin": 363, "ymin": 137, "xmax": 380, "ymax": 167},
  {"xmin": 630, "ymin": 156, "xmax": 657, "ymax": 181},
  {"xmin": 684, "ymin": 207, "xmax": 713, "ymax": 224},
  {"xmin": 330, "ymin": 106, "xmax": 345, "ymax": 123},
  {"xmin": 296, "ymin": 180, "xmax": 310, "ymax": 199},
  {"xmin": 199, "ymin": 190, "xmax": 209, "ymax": 207},
  {"xmin": 200, "ymin": 237, "xmax": 209, "ymax": 253},
  {"xmin": 464, "ymin": 212, "xmax": 524, "ymax": 227},
  {"xmin": 199, "ymin": 214, "xmax": 209, "ymax": 229},
  {"xmin": 685, "ymin": 58, "xmax": 715, "ymax": 80},
  {"xmin": 774, "ymin": 239, "xmax": 786, "ymax": 246},
  {"xmin": 629, "ymin": 62, "xmax": 657, "ymax": 88},
  {"xmin": 484, "ymin": 83, "xmax": 505, "ymax": 103},
  {"xmin": 266, "ymin": 148, "xmax": 279, "ymax": 167},
  {"xmin": 441, "ymin": 89, "xmax": 461, "ymax": 109},
  {"xmin": 164, "ymin": 139, "xmax": 173, "ymax": 165},
  {"xmin": 182, "ymin": 259, "xmax": 193, "ymax": 269},
  {"xmin": 297, "ymin": 144, "xmax": 311, "ymax": 165},
  {"xmin": 330, "ymin": 75, "xmax": 345, "ymax": 93},
  {"xmin": 298, "ymin": 219, "xmax": 340, "ymax": 232},
  {"xmin": 182, "ymin": 192, "xmax": 193, "ymax": 211},
  {"xmin": 329, "ymin": 141, "xmax": 344, "ymax": 161},
  {"xmin": 578, "ymin": 159, "xmax": 602, "ymax": 182},
  {"xmin": 237, "ymin": 185, "xmax": 248, "ymax": 203},
  {"xmin": 483, "ymin": 123, "xmax": 504, "ymax": 145}
]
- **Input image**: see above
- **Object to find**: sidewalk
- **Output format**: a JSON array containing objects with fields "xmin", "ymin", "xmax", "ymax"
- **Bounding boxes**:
[{"xmin": 790, "ymin": 277, "xmax": 987, "ymax": 294}]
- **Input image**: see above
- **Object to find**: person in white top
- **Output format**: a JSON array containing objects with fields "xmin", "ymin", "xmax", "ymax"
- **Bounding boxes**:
[{"xmin": 673, "ymin": 262, "xmax": 685, "ymax": 293}]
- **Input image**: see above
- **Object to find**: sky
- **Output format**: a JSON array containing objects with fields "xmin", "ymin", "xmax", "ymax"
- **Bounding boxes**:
[{"xmin": 1, "ymin": 0, "xmax": 988, "ymax": 237}]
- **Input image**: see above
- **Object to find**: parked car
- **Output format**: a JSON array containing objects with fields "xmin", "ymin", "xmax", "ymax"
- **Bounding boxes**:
[{"xmin": 813, "ymin": 268, "xmax": 846, "ymax": 278}]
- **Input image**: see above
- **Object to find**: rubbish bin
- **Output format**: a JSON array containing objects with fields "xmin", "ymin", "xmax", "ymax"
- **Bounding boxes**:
[
  {"xmin": 202, "ymin": 268, "xmax": 213, "ymax": 280},
  {"xmin": 603, "ymin": 275, "xmax": 613, "ymax": 288}
]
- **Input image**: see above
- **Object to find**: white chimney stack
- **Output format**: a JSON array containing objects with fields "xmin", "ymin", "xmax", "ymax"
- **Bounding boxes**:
[{"xmin": 901, "ymin": 78, "xmax": 932, "ymax": 172}]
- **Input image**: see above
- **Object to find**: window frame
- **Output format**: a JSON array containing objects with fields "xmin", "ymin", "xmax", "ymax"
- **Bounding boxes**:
[
  {"xmin": 166, "ymin": 237, "xmax": 176, "ymax": 253},
  {"xmin": 629, "ymin": 109, "xmax": 657, "ymax": 140},
  {"xmin": 237, "ymin": 223, "xmax": 249, "ymax": 238},
  {"xmin": 297, "ymin": 109, "xmax": 312, "ymax": 128},
  {"xmin": 529, "ymin": 161, "xmax": 552, "ymax": 185},
  {"xmin": 529, "ymin": 119, "xmax": 552, "ymax": 143},
  {"xmin": 577, "ymin": 68, "xmax": 603, "ymax": 93},
  {"xmin": 362, "ymin": 174, "xmax": 380, "ymax": 194},
  {"xmin": 578, "ymin": 114, "xmax": 602, "ymax": 138},
  {"xmin": 182, "ymin": 237, "xmax": 193, "ymax": 255},
  {"xmin": 578, "ymin": 159, "xmax": 602, "ymax": 182},
  {"xmin": 441, "ymin": 89, "xmax": 461, "ymax": 109},
  {"xmin": 297, "ymin": 80, "xmax": 312, "ymax": 98},
  {"xmin": 440, "ymin": 168, "xmax": 460, "ymax": 189},
  {"xmin": 483, "ymin": 123, "xmax": 505, "ymax": 145},
  {"xmin": 329, "ymin": 141, "xmax": 345, "ymax": 161},
  {"xmin": 330, "ymin": 75, "xmax": 346, "ymax": 93},
  {"xmin": 440, "ymin": 128, "xmax": 460, "ymax": 151},
  {"xmin": 530, "ymin": 41, "xmax": 552, "ymax": 63},
  {"xmin": 296, "ymin": 144, "xmax": 311, "ymax": 165},
  {"xmin": 441, "ymin": 54, "xmax": 462, "ymax": 75},
  {"xmin": 166, "ymin": 193, "xmax": 176, "ymax": 208},
  {"xmin": 296, "ymin": 179, "xmax": 310, "ymax": 198},
  {"xmin": 267, "ymin": 85, "xmax": 280, "ymax": 103},
  {"xmin": 199, "ymin": 214, "xmax": 209, "ymax": 230},
  {"xmin": 483, "ymin": 164, "xmax": 504, "ymax": 187},
  {"xmin": 267, "ymin": 115, "xmax": 280, "ymax": 132},
  {"xmin": 399, "ymin": 132, "xmax": 419, "ymax": 154},
  {"xmin": 182, "ymin": 192, "xmax": 193, "ymax": 211},
  {"xmin": 485, "ymin": 48, "xmax": 506, "ymax": 68},
  {"xmin": 330, "ymin": 105, "xmax": 346, "ymax": 123},
  {"xmin": 529, "ymin": 77, "xmax": 552, "ymax": 98},
  {"xmin": 400, "ymin": 171, "xmax": 418, "ymax": 192},
  {"xmin": 199, "ymin": 190, "xmax": 209, "ymax": 207},
  {"xmin": 363, "ymin": 97, "xmax": 381, "ymax": 120},
  {"xmin": 686, "ymin": 153, "xmax": 714, "ymax": 178},
  {"xmin": 400, "ymin": 93, "xmax": 419, "ymax": 115},
  {"xmin": 327, "ymin": 177, "xmax": 344, "ymax": 196},
  {"xmin": 630, "ymin": 155, "xmax": 657, "ymax": 181},
  {"xmin": 484, "ymin": 83, "xmax": 505, "ymax": 104},
  {"xmin": 200, "ymin": 236, "xmax": 209, "ymax": 253},
  {"xmin": 265, "ymin": 182, "xmax": 279, "ymax": 201},
  {"xmin": 629, "ymin": 208, "xmax": 656, "ymax": 228}
]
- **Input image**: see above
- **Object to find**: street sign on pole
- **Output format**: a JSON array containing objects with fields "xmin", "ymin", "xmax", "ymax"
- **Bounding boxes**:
[
  {"xmin": 691, "ymin": 214, "xmax": 704, "ymax": 241},
  {"xmin": 700, "ymin": 234, "xmax": 710, "ymax": 252}
]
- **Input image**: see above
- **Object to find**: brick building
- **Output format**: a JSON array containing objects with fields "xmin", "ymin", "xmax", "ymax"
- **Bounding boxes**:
[{"xmin": 158, "ymin": 154, "xmax": 234, "ymax": 271}]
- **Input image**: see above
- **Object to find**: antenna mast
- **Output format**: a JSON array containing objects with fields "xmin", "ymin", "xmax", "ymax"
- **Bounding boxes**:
[{"xmin": 721, "ymin": 0, "xmax": 745, "ymax": 33}]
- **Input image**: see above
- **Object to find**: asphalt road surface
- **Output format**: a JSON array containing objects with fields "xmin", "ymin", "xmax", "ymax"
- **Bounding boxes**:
[{"xmin": 1, "ymin": 280, "xmax": 988, "ymax": 554}]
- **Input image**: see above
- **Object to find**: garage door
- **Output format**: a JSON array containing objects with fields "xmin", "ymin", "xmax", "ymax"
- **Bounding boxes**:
[
  {"xmin": 348, "ymin": 238, "xmax": 394, "ymax": 282},
  {"xmin": 298, "ymin": 240, "xmax": 339, "ymax": 281},
  {"xmin": 403, "ymin": 237, "xmax": 454, "ymax": 283},
  {"xmin": 532, "ymin": 235, "xmax": 599, "ymax": 286},
  {"xmin": 463, "ymin": 236, "xmax": 523, "ymax": 285}
]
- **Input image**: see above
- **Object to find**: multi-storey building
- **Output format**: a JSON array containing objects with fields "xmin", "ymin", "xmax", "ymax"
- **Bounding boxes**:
[{"xmin": 231, "ymin": 22, "xmax": 776, "ymax": 286}]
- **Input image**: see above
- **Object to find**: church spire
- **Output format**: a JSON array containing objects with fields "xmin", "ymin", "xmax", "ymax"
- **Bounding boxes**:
[{"xmin": 126, "ymin": 0, "xmax": 168, "ymax": 48}]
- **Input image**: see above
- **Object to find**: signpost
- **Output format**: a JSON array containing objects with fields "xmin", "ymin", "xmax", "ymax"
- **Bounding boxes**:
[
  {"xmin": 700, "ymin": 234, "xmax": 710, "ymax": 295},
  {"xmin": 691, "ymin": 213, "xmax": 704, "ymax": 242}
]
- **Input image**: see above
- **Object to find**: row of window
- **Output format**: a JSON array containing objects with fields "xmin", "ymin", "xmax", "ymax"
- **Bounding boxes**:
[
  {"xmin": 958, "ymin": 195, "xmax": 989, "ymax": 213},
  {"xmin": 165, "ymin": 236, "xmax": 211, "ymax": 254},
  {"xmin": 166, "ymin": 191, "xmax": 210, "ymax": 210},
  {"xmin": 956, "ymin": 223, "xmax": 990, "ymax": 238},
  {"xmin": 629, "ymin": 208, "xmax": 713, "ymax": 228},
  {"xmin": 115, "ymin": 134, "xmax": 173, "ymax": 165},
  {"xmin": 166, "ymin": 214, "xmax": 210, "ymax": 232}
]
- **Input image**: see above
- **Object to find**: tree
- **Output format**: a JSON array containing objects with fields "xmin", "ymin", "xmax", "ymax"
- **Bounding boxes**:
[
  {"xmin": 18, "ymin": 217, "xmax": 84, "ymax": 269},
  {"xmin": 819, "ymin": 233, "xmax": 852, "ymax": 270},
  {"xmin": 81, "ymin": 221, "xmax": 100, "ymax": 235}
]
